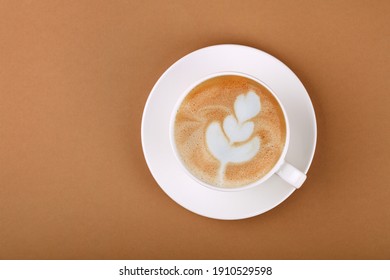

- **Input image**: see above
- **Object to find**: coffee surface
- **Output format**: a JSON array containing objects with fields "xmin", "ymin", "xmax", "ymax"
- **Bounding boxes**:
[{"xmin": 174, "ymin": 75, "xmax": 286, "ymax": 188}]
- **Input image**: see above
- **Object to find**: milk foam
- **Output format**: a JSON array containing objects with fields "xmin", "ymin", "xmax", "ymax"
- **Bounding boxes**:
[
  {"xmin": 234, "ymin": 91, "xmax": 261, "ymax": 123},
  {"xmin": 205, "ymin": 91, "xmax": 262, "ymax": 184},
  {"xmin": 173, "ymin": 75, "xmax": 286, "ymax": 188},
  {"xmin": 206, "ymin": 122, "xmax": 260, "ymax": 164},
  {"xmin": 223, "ymin": 115, "xmax": 254, "ymax": 143}
]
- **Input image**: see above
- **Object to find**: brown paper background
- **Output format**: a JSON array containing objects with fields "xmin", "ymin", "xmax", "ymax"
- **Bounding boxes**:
[{"xmin": 0, "ymin": 0, "xmax": 389, "ymax": 259}]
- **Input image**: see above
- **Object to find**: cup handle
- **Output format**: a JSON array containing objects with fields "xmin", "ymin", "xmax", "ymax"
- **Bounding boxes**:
[{"xmin": 276, "ymin": 161, "xmax": 307, "ymax": 189}]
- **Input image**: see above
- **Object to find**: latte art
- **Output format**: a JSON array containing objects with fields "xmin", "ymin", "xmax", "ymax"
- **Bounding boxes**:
[
  {"xmin": 174, "ymin": 75, "xmax": 286, "ymax": 188},
  {"xmin": 206, "ymin": 91, "xmax": 261, "ymax": 184}
]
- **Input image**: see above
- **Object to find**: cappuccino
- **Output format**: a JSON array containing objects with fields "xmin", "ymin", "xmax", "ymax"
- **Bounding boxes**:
[{"xmin": 173, "ymin": 75, "xmax": 286, "ymax": 188}]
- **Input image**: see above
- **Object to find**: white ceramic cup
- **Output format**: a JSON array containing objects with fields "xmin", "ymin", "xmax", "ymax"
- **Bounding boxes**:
[{"xmin": 170, "ymin": 71, "xmax": 306, "ymax": 191}]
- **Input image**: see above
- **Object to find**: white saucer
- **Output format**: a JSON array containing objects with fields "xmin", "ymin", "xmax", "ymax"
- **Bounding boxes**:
[{"xmin": 141, "ymin": 45, "xmax": 317, "ymax": 220}]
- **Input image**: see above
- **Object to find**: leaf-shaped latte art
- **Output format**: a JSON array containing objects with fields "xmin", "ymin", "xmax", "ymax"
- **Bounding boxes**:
[
  {"xmin": 205, "ymin": 90, "xmax": 262, "ymax": 185},
  {"xmin": 234, "ymin": 91, "xmax": 261, "ymax": 123}
]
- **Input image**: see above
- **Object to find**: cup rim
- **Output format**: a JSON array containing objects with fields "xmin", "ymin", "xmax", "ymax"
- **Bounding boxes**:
[{"xmin": 169, "ymin": 71, "xmax": 290, "ymax": 192}]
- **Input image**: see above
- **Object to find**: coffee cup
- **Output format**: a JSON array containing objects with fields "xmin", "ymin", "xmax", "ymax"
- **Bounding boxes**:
[{"xmin": 170, "ymin": 72, "xmax": 306, "ymax": 191}]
